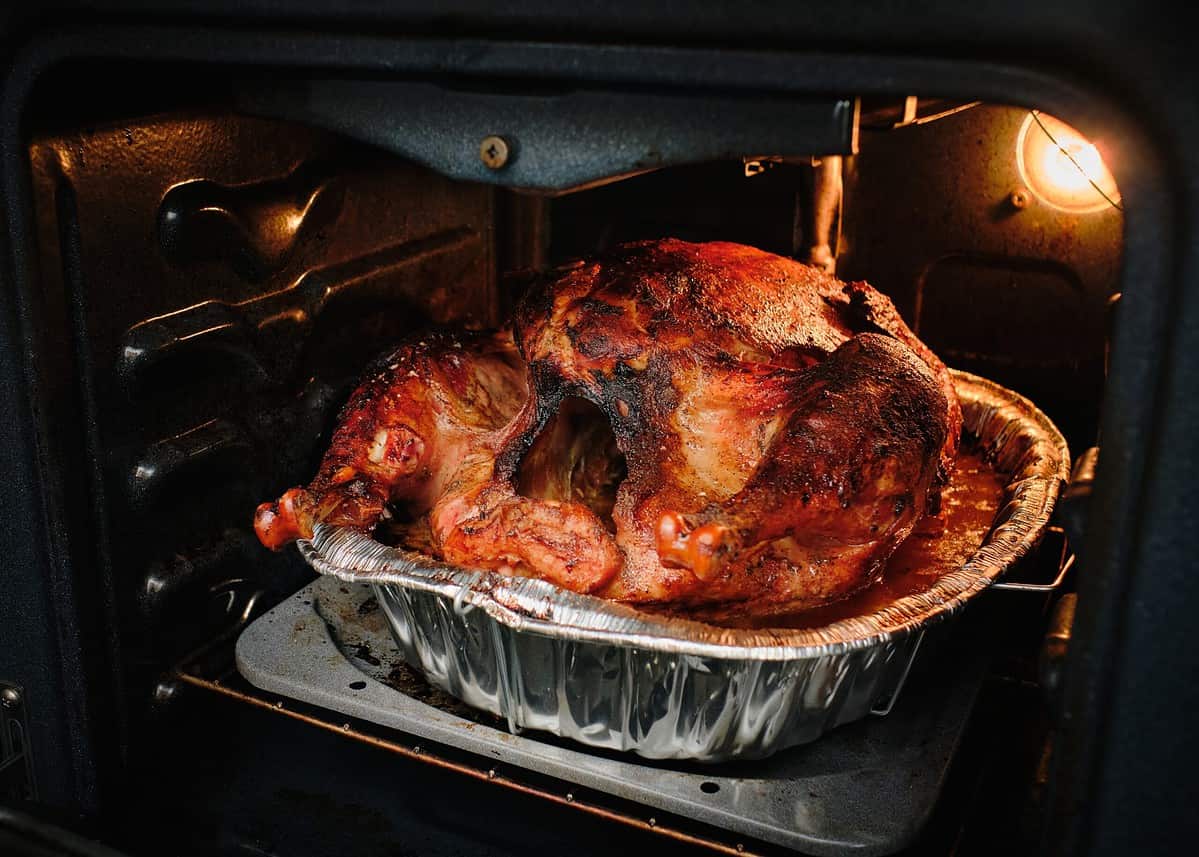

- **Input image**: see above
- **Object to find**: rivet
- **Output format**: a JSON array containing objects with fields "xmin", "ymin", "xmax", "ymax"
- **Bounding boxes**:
[
  {"xmin": 488, "ymin": 768, "xmax": 497, "ymax": 779},
  {"xmin": 1, "ymin": 687, "xmax": 21, "ymax": 709},
  {"xmin": 1009, "ymin": 189, "xmax": 1030, "ymax": 209},
  {"xmin": 480, "ymin": 136, "xmax": 511, "ymax": 169}
]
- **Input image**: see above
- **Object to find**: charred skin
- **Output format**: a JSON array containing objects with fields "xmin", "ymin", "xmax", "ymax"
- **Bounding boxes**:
[
  {"xmin": 653, "ymin": 334, "xmax": 949, "ymax": 600},
  {"xmin": 254, "ymin": 328, "xmax": 524, "ymax": 549},
  {"xmin": 252, "ymin": 328, "xmax": 623, "ymax": 592},
  {"xmin": 506, "ymin": 239, "xmax": 959, "ymax": 608},
  {"xmin": 840, "ymin": 281, "xmax": 961, "ymax": 498},
  {"xmin": 255, "ymin": 238, "xmax": 960, "ymax": 612}
]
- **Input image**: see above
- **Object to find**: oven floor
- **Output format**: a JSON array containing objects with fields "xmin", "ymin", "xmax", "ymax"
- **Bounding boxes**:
[{"xmin": 236, "ymin": 577, "xmax": 987, "ymax": 857}]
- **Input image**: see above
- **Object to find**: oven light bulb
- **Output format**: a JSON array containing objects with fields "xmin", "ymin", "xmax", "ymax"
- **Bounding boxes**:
[{"xmin": 1016, "ymin": 111, "xmax": 1121, "ymax": 213}]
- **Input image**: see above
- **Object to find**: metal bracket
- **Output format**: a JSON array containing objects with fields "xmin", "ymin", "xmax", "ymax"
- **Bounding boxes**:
[
  {"xmin": 991, "ymin": 525, "xmax": 1076, "ymax": 593},
  {"xmin": 236, "ymin": 77, "xmax": 858, "ymax": 192},
  {"xmin": 874, "ymin": 523, "xmax": 1073, "ymax": 716},
  {"xmin": 991, "ymin": 553, "xmax": 1075, "ymax": 593},
  {"xmin": 870, "ymin": 629, "xmax": 925, "ymax": 717},
  {"xmin": 0, "ymin": 681, "xmax": 36, "ymax": 800}
]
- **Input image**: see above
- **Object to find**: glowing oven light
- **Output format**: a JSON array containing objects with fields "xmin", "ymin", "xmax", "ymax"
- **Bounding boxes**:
[{"xmin": 1015, "ymin": 111, "xmax": 1122, "ymax": 213}]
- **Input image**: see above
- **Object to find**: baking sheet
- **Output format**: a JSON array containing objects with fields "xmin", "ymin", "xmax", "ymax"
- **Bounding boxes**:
[{"xmin": 236, "ymin": 576, "xmax": 989, "ymax": 856}]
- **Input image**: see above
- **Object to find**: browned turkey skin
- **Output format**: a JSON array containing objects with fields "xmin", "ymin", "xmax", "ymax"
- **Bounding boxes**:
[
  {"xmin": 252, "ymin": 328, "xmax": 623, "ymax": 593},
  {"xmin": 255, "ymin": 329, "xmax": 528, "ymax": 552},
  {"xmin": 255, "ymin": 239, "xmax": 959, "ymax": 612}
]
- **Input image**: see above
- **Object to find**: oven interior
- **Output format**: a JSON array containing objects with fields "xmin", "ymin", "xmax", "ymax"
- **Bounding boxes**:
[{"xmin": 5, "ymin": 58, "xmax": 1125, "ymax": 856}]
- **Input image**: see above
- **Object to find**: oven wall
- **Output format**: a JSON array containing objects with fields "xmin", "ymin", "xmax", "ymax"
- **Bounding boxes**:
[
  {"xmin": 15, "ymin": 91, "xmax": 1122, "ymax": 823},
  {"xmin": 23, "ymin": 103, "xmax": 501, "ymax": 791},
  {"xmin": 2, "ymin": 8, "xmax": 1197, "ymax": 853},
  {"xmin": 837, "ymin": 103, "xmax": 1123, "ymax": 447}
]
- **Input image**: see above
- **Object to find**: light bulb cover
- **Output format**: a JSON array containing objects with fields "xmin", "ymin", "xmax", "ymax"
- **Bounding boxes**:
[{"xmin": 1015, "ymin": 111, "xmax": 1121, "ymax": 213}]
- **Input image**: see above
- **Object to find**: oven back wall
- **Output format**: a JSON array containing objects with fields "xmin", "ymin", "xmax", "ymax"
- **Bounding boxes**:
[
  {"xmin": 27, "ymin": 108, "xmax": 499, "ymax": 724},
  {"xmin": 838, "ymin": 103, "xmax": 1123, "ymax": 447}
]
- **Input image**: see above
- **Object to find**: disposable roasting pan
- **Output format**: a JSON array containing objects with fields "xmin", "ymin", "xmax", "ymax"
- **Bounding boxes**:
[{"xmin": 296, "ymin": 370, "xmax": 1070, "ymax": 761}]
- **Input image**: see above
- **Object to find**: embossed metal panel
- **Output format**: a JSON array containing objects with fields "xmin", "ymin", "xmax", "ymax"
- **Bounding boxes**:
[
  {"xmin": 837, "ymin": 103, "xmax": 1123, "ymax": 446},
  {"xmin": 27, "ymin": 113, "xmax": 498, "ymax": 669}
]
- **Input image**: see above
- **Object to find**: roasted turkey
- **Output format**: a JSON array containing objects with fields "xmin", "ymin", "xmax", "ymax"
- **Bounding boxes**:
[{"xmin": 255, "ymin": 239, "xmax": 959, "ymax": 611}]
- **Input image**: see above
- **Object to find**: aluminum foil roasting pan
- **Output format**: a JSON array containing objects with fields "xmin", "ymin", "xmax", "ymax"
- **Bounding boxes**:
[{"xmin": 297, "ymin": 370, "xmax": 1069, "ymax": 761}]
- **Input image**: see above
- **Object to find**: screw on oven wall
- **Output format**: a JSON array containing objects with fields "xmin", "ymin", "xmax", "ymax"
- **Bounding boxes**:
[
  {"xmin": 152, "ymin": 681, "xmax": 177, "ymax": 706},
  {"xmin": 480, "ymin": 136, "xmax": 511, "ymax": 169},
  {"xmin": 1, "ymin": 687, "xmax": 21, "ymax": 709},
  {"xmin": 1008, "ymin": 189, "xmax": 1030, "ymax": 209}
]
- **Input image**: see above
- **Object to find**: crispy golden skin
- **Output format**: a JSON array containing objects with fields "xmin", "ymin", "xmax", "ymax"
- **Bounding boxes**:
[{"xmin": 256, "ymin": 239, "xmax": 959, "ymax": 610}]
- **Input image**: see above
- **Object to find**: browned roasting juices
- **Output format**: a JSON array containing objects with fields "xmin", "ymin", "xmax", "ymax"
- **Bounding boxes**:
[
  {"xmin": 378, "ymin": 447, "xmax": 1005, "ymax": 629},
  {"xmin": 255, "ymin": 239, "xmax": 962, "ymax": 614},
  {"xmin": 674, "ymin": 449, "xmax": 1005, "ymax": 628}
]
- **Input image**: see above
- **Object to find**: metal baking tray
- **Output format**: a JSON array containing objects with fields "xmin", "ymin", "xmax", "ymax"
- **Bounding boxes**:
[
  {"xmin": 292, "ymin": 370, "xmax": 1069, "ymax": 761},
  {"xmin": 235, "ymin": 575, "xmax": 991, "ymax": 856}
]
